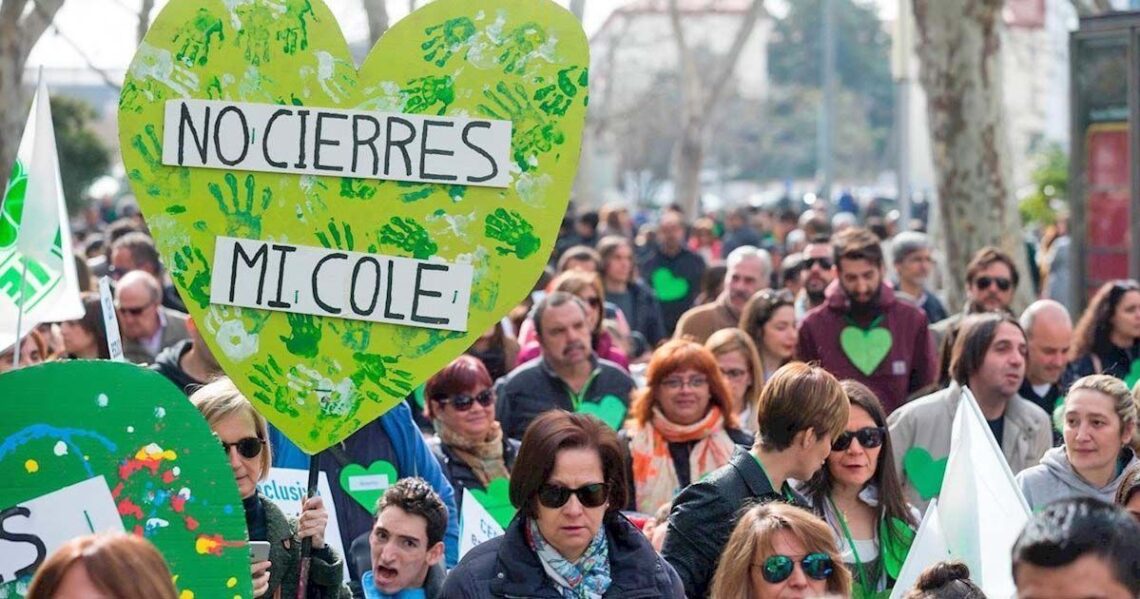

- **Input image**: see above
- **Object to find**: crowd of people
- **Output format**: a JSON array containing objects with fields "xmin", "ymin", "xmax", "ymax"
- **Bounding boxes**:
[{"xmin": 8, "ymin": 200, "xmax": 1140, "ymax": 598}]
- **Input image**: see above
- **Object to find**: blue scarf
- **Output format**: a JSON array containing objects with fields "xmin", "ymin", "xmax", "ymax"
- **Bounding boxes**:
[
  {"xmin": 525, "ymin": 518, "xmax": 612, "ymax": 599},
  {"xmin": 360, "ymin": 571, "xmax": 426, "ymax": 599}
]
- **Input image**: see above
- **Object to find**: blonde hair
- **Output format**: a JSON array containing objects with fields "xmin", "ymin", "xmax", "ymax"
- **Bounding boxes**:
[
  {"xmin": 710, "ymin": 503, "xmax": 852, "ymax": 599},
  {"xmin": 705, "ymin": 328, "xmax": 763, "ymax": 424},
  {"xmin": 1066, "ymin": 375, "xmax": 1137, "ymax": 435},
  {"xmin": 189, "ymin": 377, "xmax": 272, "ymax": 480}
]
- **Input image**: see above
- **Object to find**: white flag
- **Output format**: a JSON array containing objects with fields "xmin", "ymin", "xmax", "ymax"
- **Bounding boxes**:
[
  {"xmin": 0, "ymin": 77, "xmax": 84, "ymax": 351},
  {"xmin": 889, "ymin": 499, "xmax": 951, "ymax": 599},
  {"xmin": 938, "ymin": 387, "xmax": 1031, "ymax": 597}
]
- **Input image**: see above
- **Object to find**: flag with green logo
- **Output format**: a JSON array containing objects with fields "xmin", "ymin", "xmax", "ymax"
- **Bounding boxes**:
[{"xmin": 0, "ymin": 78, "xmax": 83, "ymax": 352}]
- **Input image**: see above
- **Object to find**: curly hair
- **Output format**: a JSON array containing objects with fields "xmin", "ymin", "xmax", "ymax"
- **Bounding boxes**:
[{"xmin": 376, "ymin": 477, "xmax": 449, "ymax": 547}]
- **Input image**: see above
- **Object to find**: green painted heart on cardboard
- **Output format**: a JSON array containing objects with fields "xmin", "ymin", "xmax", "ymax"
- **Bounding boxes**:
[
  {"xmin": 468, "ymin": 477, "xmax": 516, "ymax": 529},
  {"xmin": 119, "ymin": 0, "xmax": 587, "ymax": 453},
  {"xmin": 339, "ymin": 460, "xmax": 399, "ymax": 512},
  {"xmin": 577, "ymin": 394, "xmax": 627, "ymax": 430},
  {"xmin": 0, "ymin": 361, "xmax": 249, "ymax": 598},
  {"xmin": 651, "ymin": 267, "xmax": 690, "ymax": 302},
  {"xmin": 840, "ymin": 325, "xmax": 892, "ymax": 376},
  {"xmin": 902, "ymin": 447, "xmax": 948, "ymax": 501}
]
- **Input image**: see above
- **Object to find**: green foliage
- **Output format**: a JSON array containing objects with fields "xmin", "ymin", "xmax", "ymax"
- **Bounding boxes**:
[
  {"xmin": 1018, "ymin": 143, "xmax": 1068, "ymax": 226},
  {"xmin": 50, "ymin": 96, "xmax": 112, "ymax": 215}
]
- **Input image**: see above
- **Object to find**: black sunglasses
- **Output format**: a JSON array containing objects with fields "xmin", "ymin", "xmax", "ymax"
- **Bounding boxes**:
[
  {"xmin": 220, "ymin": 436, "xmax": 265, "ymax": 459},
  {"xmin": 536, "ymin": 483, "xmax": 609, "ymax": 509},
  {"xmin": 803, "ymin": 257, "xmax": 833, "ymax": 270},
  {"xmin": 116, "ymin": 302, "xmax": 153, "ymax": 316},
  {"xmin": 832, "ymin": 426, "xmax": 887, "ymax": 451},
  {"xmin": 975, "ymin": 276, "xmax": 1012, "ymax": 292},
  {"xmin": 757, "ymin": 553, "xmax": 834, "ymax": 584},
  {"xmin": 581, "ymin": 296, "xmax": 601, "ymax": 308},
  {"xmin": 433, "ymin": 389, "xmax": 493, "ymax": 411}
]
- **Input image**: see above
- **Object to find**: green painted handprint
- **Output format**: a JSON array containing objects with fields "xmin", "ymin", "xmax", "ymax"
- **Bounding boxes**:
[
  {"xmin": 351, "ymin": 352, "xmax": 415, "ymax": 399},
  {"xmin": 280, "ymin": 313, "xmax": 322, "ymax": 359},
  {"xmin": 479, "ymin": 82, "xmax": 565, "ymax": 171},
  {"xmin": 498, "ymin": 22, "xmax": 549, "ymax": 74},
  {"xmin": 235, "ymin": 2, "xmax": 275, "ymax": 65},
  {"xmin": 250, "ymin": 355, "xmax": 302, "ymax": 417},
  {"xmin": 208, "ymin": 172, "xmax": 273, "ymax": 239},
  {"xmin": 379, "ymin": 216, "xmax": 437, "ymax": 260},
  {"xmin": 171, "ymin": 246, "xmax": 212, "ymax": 309},
  {"xmin": 421, "ymin": 17, "xmax": 477, "ymax": 67},
  {"xmin": 329, "ymin": 319, "xmax": 371, "ymax": 352},
  {"xmin": 173, "ymin": 8, "xmax": 225, "ymax": 67},
  {"xmin": 534, "ymin": 67, "xmax": 588, "ymax": 116},
  {"xmin": 402, "ymin": 75, "xmax": 455, "ymax": 115},
  {"xmin": 127, "ymin": 124, "xmax": 191, "ymax": 200},
  {"xmin": 339, "ymin": 178, "xmax": 376, "ymax": 201},
  {"xmin": 315, "ymin": 218, "xmax": 374, "ymax": 252},
  {"xmin": 276, "ymin": 0, "xmax": 314, "ymax": 54},
  {"xmin": 485, "ymin": 208, "xmax": 541, "ymax": 259}
]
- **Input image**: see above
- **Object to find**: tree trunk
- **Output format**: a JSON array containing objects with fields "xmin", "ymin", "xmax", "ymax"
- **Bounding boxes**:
[
  {"xmin": 137, "ymin": 0, "xmax": 155, "ymax": 44},
  {"xmin": 569, "ymin": 0, "xmax": 586, "ymax": 22},
  {"xmin": 362, "ymin": 0, "xmax": 388, "ymax": 45},
  {"xmin": 0, "ymin": 0, "xmax": 67, "ymax": 196},
  {"xmin": 912, "ymin": 0, "xmax": 1034, "ymax": 310}
]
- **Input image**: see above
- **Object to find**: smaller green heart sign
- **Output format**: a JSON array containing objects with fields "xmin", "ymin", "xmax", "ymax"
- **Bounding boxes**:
[
  {"xmin": 651, "ymin": 267, "xmax": 690, "ymax": 302},
  {"xmin": 577, "ymin": 394, "xmax": 627, "ymax": 430},
  {"xmin": 840, "ymin": 325, "xmax": 893, "ymax": 376},
  {"xmin": 902, "ymin": 447, "xmax": 948, "ymax": 501},
  {"xmin": 339, "ymin": 460, "xmax": 398, "ymax": 512},
  {"xmin": 468, "ymin": 477, "xmax": 516, "ymax": 529}
]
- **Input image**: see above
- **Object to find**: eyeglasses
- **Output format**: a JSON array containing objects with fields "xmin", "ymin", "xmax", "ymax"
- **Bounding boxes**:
[
  {"xmin": 580, "ymin": 296, "xmax": 601, "ymax": 308},
  {"xmin": 803, "ymin": 257, "xmax": 833, "ymax": 270},
  {"xmin": 219, "ymin": 436, "xmax": 265, "ymax": 459},
  {"xmin": 536, "ymin": 483, "xmax": 609, "ymax": 509},
  {"xmin": 432, "ymin": 389, "xmax": 494, "ymax": 411},
  {"xmin": 974, "ymin": 276, "xmax": 1012, "ymax": 292},
  {"xmin": 831, "ymin": 426, "xmax": 887, "ymax": 451},
  {"xmin": 720, "ymin": 368, "xmax": 749, "ymax": 380},
  {"xmin": 660, "ymin": 376, "xmax": 708, "ymax": 390},
  {"xmin": 755, "ymin": 553, "xmax": 834, "ymax": 584},
  {"xmin": 116, "ymin": 301, "xmax": 153, "ymax": 316}
]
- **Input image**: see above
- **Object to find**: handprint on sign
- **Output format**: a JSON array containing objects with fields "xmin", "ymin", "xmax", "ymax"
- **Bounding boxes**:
[
  {"xmin": 351, "ymin": 352, "xmax": 415, "ymax": 400},
  {"xmin": 534, "ymin": 67, "xmax": 588, "ymax": 117},
  {"xmin": 250, "ymin": 356, "xmax": 302, "ymax": 417},
  {"xmin": 478, "ymin": 82, "xmax": 565, "ymax": 172},
  {"xmin": 339, "ymin": 178, "xmax": 377, "ymax": 201},
  {"xmin": 120, "ymin": 43, "xmax": 199, "ymax": 115},
  {"xmin": 276, "ymin": 0, "xmax": 314, "ymax": 55},
  {"xmin": 173, "ymin": 8, "xmax": 225, "ymax": 67},
  {"xmin": 497, "ymin": 22, "xmax": 550, "ymax": 75},
  {"xmin": 171, "ymin": 245, "xmax": 212, "ymax": 310},
  {"xmin": 485, "ymin": 208, "xmax": 541, "ymax": 260},
  {"xmin": 379, "ymin": 217, "xmax": 437, "ymax": 260},
  {"xmin": 234, "ymin": 2, "xmax": 276, "ymax": 65},
  {"xmin": 401, "ymin": 75, "xmax": 455, "ymax": 115},
  {"xmin": 301, "ymin": 51, "xmax": 356, "ymax": 104},
  {"xmin": 316, "ymin": 218, "xmax": 375, "ymax": 252},
  {"xmin": 127, "ymin": 124, "xmax": 191, "ymax": 200},
  {"xmin": 208, "ymin": 172, "xmax": 273, "ymax": 239},
  {"xmin": 280, "ymin": 313, "xmax": 323, "ymax": 359},
  {"xmin": 329, "ymin": 319, "xmax": 371, "ymax": 352},
  {"xmin": 421, "ymin": 17, "xmax": 478, "ymax": 67}
]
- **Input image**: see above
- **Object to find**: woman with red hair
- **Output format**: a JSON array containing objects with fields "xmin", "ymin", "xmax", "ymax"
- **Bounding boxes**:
[{"xmin": 622, "ymin": 340, "xmax": 753, "ymax": 515}]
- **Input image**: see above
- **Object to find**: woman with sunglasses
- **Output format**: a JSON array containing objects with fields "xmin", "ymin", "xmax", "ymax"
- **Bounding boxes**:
[
  {"xmin": 623, "ymin": 339, "xmax": 752, "ymax": 516},
  {"xmin": 710, "ymin": 502, "xmax": 851, "ymax": 599},
  {"xmin": 440, "ymin": 410, "xmax": 685, "ymax": 597},
  {"xmin": 516, "ymin": 270, "xmax": 630, "ymax": 370},
  {"xmin": 1068, "ymin": 279, "xmax": 1140, "ymax": 379},
  {"xmin": 1016, "ymin": 375, "xmax": 1139, "ymax": 511},
  {"xmin": 740, "ymin": 288, "xmax": 797, "ymax": 386},
  {"xmin": 190, "ymin": 378, "xmax": 350, "ymax": 599},
  {"xmin": 426, "ymin": 355, "xmax": 519, "ymax": 513},
  {"xmin": 798, "ymin": 380, "xmax": 918, "ymax": 598},
  {"xmin": 706, "ymin": 328, "xmax": 764, "ymax": 433}
]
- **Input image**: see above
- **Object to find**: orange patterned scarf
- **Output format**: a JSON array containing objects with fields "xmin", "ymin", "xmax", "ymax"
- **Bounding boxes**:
[{"xmin": 629, "ymin": 405, "xmax": 736, "ymax": 514}]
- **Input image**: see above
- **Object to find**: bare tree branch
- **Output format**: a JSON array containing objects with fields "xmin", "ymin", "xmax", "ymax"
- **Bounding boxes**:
[
  {"xmin": 362, "ymin": 0, "xmax": 389, "ymax": 45},
  {"xmin": 704, "ymin": 0, "xmax": 766, "ymax": 112},
  {"xmin": 20, "ymin": 0, "xmax": 66, "ymax": 57},
  {"xmin": 570, "ymin": 0, "xmax": 586, "ymax": 22},
  {"xmin": 137, "ymin": 0, "xmax": 155, "ymax": 44}
]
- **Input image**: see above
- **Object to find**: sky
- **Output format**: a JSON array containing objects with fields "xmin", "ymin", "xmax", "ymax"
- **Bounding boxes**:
[{"xmin": 25, "ymin": 0, "xmax": 896, "ymax": 71}]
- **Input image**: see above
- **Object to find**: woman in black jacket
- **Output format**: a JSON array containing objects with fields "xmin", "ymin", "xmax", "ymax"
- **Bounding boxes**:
[
  {"xmin": 440, "ymin": 411, "xmax": 684, "ymax": 598},
  {"xmin": 426, "ymin": 355, "xmax": 519, "ymax": 513},
  {"xmin": 1069, "ymin": 279, "xmax": 1140, "ymax": 380}
]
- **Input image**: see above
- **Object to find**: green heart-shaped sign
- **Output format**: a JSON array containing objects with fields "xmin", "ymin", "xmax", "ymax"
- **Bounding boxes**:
[
  {"xmin": 339, "ymin": 460, "xmax": 398, "ymax": 512},
  {"xmin": 651, "ymin": 267, "xmax": 690, "ymax": 302},
  {"xmin": 839, "ymin": 325, "xmax": 892, "ymax": 376},
  {"xmin": 119, "ymin": 0, "xmax": 587, "ymax": 453},
  {"xmin": 902, "ymin": 447, "xmax": 948, "ymax": 501},
  {"xmin": 0, "ymin": 362, "xmax": 249, "ymax": 598},
  {"xmin": 468, "ymin": 477, "xmax": 516, "ymax": 529},
  {"xmin": 577, "ymin": 394, "xmax": 627, "ymax": 430}
]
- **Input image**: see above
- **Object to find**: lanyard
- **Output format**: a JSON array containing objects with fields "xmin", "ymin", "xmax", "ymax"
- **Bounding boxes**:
[{"xmin": 828, "ymin": 495, "xmax": 872, "ymax": 593}]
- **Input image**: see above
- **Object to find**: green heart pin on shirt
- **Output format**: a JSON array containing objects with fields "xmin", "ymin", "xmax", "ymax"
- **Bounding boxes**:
[
  {"xmin": 119, "ymin": 0, "xmax": 588, "ymax": 454},
  {"xmin": 577, "ymin": 394, "xmax": 627, "ymax": 430},
  {"xmin": 468, "ymin": 477, "xmax": 516, "ymax": 529},
  {"xmin": 840, "ymin": 316, "xmax": 892, "ymax": 376},
  {"xmin": 339, "ymin": 460, "xmax": 399, "ymax": 512},
  {"xmin": 902, "ymin": 447, "xmax": 948, "ymax": 501},
  {"xmin": 0, "ymin": 362, "xmax": 249, "ymax": 598},
  {"xmin": 651, "ymin": 268, "xmax": 690, "ymax": 302}
]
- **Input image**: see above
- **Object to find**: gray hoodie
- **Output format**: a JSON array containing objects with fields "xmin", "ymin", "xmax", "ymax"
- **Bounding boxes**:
[{"xmin": 1015, "ymin": 446, "xmax": 1138, "ymax": 511}]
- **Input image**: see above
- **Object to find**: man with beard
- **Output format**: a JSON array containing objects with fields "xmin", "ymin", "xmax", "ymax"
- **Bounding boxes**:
[
  {"xmin": 795, "ymin": 236, "xmax": 836, "ymax": 322},
  {"xmin": 888, "ymin": 313, "xmax": 1053, "ymax": 509},
  {"xmin": 496, "ymin": 292, "xmax": 635, "ymax": 439},
  {"xmin": 797, "ymin": 227, "xmax": 936, "ymax": 414},
  {"xmin": 674, "ymin": 246, "xmax": 772, "ymax": 343},
  {"xmin": 150, "ymin": 317, "xmax": 223, "ymax": 395}
]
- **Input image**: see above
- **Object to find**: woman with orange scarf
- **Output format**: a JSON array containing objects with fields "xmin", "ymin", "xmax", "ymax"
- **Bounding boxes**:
[{"xmin": 622, "ymin": 339, "xmax": 754, "ymax": 515}]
